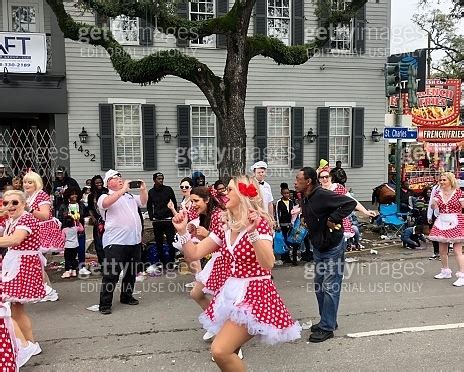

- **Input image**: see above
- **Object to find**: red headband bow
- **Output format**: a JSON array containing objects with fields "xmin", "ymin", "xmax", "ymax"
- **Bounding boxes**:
[{"xmin": 238, "ymin": 182, "xmax": 258, "ymax": 198}]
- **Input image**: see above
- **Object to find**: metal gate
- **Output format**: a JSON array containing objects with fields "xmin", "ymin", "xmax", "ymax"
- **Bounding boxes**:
[{"xmin": 0, "ymin": 127, "xmax": 58, "ymax": 193}]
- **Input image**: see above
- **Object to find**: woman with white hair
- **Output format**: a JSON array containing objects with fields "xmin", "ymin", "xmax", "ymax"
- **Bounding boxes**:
[
  {"xmin": 23, "ymin": 171, "xmax": 64, "ymax": 301},
  {"xmin": 173, "ymin": 176, "xmax": 300, "ymax": 371},
  {"xmin": 429, "ymin": 172, "xmax": 464, "ymax": 286},
  {"xmin": 0, "ymin": 189, "xmax": 44, "ymax": 367}
]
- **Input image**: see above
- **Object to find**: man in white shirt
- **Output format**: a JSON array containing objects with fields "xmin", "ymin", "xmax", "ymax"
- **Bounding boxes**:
[
  {"xmin": 250, "ymin": 161, "xmax": 274, "ymax": 216},
  {"xmin": 97, "ymin": 169, "xmax": 148, "ymax": 315}
]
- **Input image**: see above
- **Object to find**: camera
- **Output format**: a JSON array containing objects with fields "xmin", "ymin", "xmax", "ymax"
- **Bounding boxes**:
[{"xmin": 129, "ymin": 180, "xmax": 142, "ymax": 189}]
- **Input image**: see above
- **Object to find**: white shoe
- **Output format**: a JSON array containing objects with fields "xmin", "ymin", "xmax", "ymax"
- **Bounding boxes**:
[
  {"xmin": 135, "ymin": 273, "xmax": 146, "ymax": 282},
  {"xmin": 237, "ymin": 348, "xmax": 243, "ymax": 360},
  {"xmin": 79, "ymin": 267, "xmax": 92, "ymax": 275},
  {"xmin": 203, "ymin": 331, "xmax": 215, "ymax": 341},
  {"xmin": 40, "ymin": 289, "xmax": 59, "ymax": 302},
  {"xmin": 17, "ymin": 341, "xmax": 37, "ymax": 367},
  {"xmin": 434, "ymin": 269, "xmax": 452, "ymax": 279},
  {"xmin": 452, "ymin": 277, "xmax": 464, "ymax": 287},
  {"xmin": 32, "ymin": 342, "xmax": 42, "ymax": 356}
]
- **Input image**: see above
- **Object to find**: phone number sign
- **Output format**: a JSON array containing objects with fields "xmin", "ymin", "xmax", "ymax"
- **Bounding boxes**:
[{"xmin": 0, "ymin": 32, "xmax": 47, "ymax": 73}]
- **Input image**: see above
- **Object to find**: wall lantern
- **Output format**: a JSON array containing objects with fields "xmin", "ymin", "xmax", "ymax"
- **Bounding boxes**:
[
  {"xmin": 79, "ymin": 127, "xmax": 89, "ymax": 143},
  {"xmin": 2, "ymin": 67, "xmax": 9, "ymax": 84},
  {"xmin": 371, "ymin": 128, "xmax": 383, "ymax": 142},
  {"xmin": 304, "ymin": 128, "xmax": 319, "ymax": 143}
]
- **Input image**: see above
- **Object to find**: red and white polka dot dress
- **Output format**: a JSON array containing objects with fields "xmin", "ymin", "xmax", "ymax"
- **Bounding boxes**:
[
  {"xmin": 200, "ymin": 219, "xmax": 301, "ymax": 344},
  {"xmin": 27, "ymin": 191, "xmax": 65, "ymax": 252},
  {"xmin": 429, "ymin": 189, "xmax": 464, "ymax": 243},
  {"xmin": 330, "ymin": 183, "xmax": 355, "ymax": 238},
  {"xmin": 2, "ymin": 213, "xmax": 46, "ymax": 303},
  {"xmin": 0, "ymin": 294, "xmax": 17, "ymax": 372},
  {"xmin": 196, "ymin": 208, "xmax": 231, "ymax": 295}
]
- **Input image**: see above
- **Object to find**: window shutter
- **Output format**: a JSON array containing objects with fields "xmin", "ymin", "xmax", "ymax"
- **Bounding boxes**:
[
  {"xmin": 99, "ymin": 104, "xmax": 114, "ymax": 171},
  {"xmin": 351, "ymin": 107, "xmax": 364, "ymax": 168},
  {"xmin": 216, "ymin": 0, "xmax": 228, "ymax": 48},
  {"xmin": 318, "ymin": 0, "xmax": 330, "ymax": 52},
  {"xmin": 255, "ymin": 0, "xmax": 267, "ymax": 36},
  {"xmin": 176, "ymin": 2, "xmax": 189, "ymax": 47},
  {"xmin": 139, "ymin": 16, "xmax": 153, "ymax": 46},
  {"xmin": 95, "ymin": 13, "xmax": 110, "ymax": 28},
  {"xmin": 254, "ymin": 107, "xmax": 267, "ymax": 162},
  {"xmin": 316, "ymin": 107, "xmax": 330, "ymax": 163},
  {"xmin": 142, "ymin": 105, "xmax": 157, "ymax": 170},
  {"xmin": 354, "ymin": 4, "xmax": 366, "ymax": 54},
  {"xmin": 291, "ymin": 107, "xmax": 304, "ymax": 169},
  {"xmin": 292, "ymin": 0, "xmax": 304, "ymax": 46},
  {"xmin": 177, "ymin": 105, "xmax": 191, "ymax": 169}
]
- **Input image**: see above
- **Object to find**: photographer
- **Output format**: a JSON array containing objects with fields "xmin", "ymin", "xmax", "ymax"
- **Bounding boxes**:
[{"xmin": 97, "ymin": 170, "xmax": 147, "ymax": 315}]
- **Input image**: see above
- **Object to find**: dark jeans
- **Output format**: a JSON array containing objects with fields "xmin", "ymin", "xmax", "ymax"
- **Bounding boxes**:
[
  {"xmin": 64, "ymin": 247, "xmax": 78, "ymax": 270},
  {"xmin": 152, "ymin": 220, "xmax": 176, "ymax": 267},
  {"xmin": 93, "ymin": 224, "xmax": 105, "ymax": 266},
  {"xmin": 313, "ymin": 238, "xmax": 346, "ymax": 332},
  {"xmin": 99, "ymin": 243, "xmax": 142, "ymax": 310},
  {"xmin": 77, "ymin": 233, "xmax": 86, "ymax": 268}
]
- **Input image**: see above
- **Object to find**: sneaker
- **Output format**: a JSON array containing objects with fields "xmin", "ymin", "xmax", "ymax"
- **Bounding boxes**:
[
  {"xmin": 99, "ymin": 307, "xmax": 112, "ymax": 315},
  {"xmin": 185, "ymin": 281, "xmax": 196, "ymax": 288},
  {"xmin": 429, "ymin": 254, "xmax": 440, "ymax": 260},
  {"xmin": 452, "ymin": 277, "xmax": 464, "ymax": 287},
  {"xmin": 17, "ymin": 341, "xmax": 37, "ymax": 367},
  {"xmin": 40, "ymin": 289, "xmax": 59, "ymax": 302},
  {"xmin": 61, "ymin": 270, "xmax": 71, "ymax": 279},
  {"xmin": 120, "ymin": 297, "xmax": 139, "ymax": 305},
  {"xmin": 202, "ymin": 331, "xmax": 215, "ymax": 341},
  {"xmin": 434, "ymin": 268, "xmax": 452, "ymax": 279},
  {"xmin": 32, "ymin": 342, "xmax": 42, "ymax": 356},
  {"xmin": 79, "ymin": 267, "xmax": 92, "ymax": 275},
  {"xmin": 309, "ymin": 330, "xmax": 334, "ymax": 343},
  {"xmin": 135, "ymin": 273, "xmax": 146, "ymax": 282}
]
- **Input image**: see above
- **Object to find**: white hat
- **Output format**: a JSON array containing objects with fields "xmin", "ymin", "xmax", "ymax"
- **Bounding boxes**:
[
  {"xmin": 250, "ymin": 161, "xmax": 268, "ymax": 172},
  {"xmin": 103, "ymin": 169, "xmax": 120, "ymax": 187},
  {"xmin": 0, "ymin": 164, "xmax": 5, "ymax": 168}
]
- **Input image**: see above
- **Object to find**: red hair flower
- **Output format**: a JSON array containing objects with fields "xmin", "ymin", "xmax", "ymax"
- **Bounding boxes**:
[{"xmin": 238, "ymin": 182, "xmax": 258, "ymax": 198}]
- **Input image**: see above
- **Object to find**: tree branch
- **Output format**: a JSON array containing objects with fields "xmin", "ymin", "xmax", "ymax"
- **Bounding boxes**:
[{"xmin": 246, "ymin": 35, "xmax": 310, "ymax": 64}]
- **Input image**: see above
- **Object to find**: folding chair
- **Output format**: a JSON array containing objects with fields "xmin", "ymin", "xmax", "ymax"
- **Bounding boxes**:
[{"xmin": 377, "ymin": 203, "xmax": 408, "ymax": 238}]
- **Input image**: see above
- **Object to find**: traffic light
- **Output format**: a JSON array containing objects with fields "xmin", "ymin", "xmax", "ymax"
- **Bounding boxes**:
[
  {"xmin": 385, "ymin": 63, "xmax": 400, "ymax": 97},
  {"xmin": 407, "ymin": 64, "xmax": 418, "ymax": 108}
]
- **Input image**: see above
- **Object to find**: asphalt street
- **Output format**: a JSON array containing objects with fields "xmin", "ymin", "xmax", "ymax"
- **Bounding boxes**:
[{"xmin": 24, "ymin": 247, "xmax": 464, "ymax": 371}]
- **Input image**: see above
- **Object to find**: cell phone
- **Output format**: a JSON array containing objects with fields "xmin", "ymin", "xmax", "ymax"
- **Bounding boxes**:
[{"xmin": 129, "ymin": 180, "xmax": 142, "ymax": 189}]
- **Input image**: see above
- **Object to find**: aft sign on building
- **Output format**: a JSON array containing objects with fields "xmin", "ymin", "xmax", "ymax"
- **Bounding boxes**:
[{"xmin": 0, "ymin": 32, "xmax": 47, "ymax": 73}]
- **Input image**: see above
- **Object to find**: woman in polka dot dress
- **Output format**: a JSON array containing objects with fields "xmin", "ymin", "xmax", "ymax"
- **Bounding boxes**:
[
  {"xmin": 318, "ymin": 166, "xmax": 376, "ymax": 250},
  {"xmin": 0, "ymin": 190, "xmax": 43, "ymax": 367},
  {"xmin": 428, "ymin": 172, "xmax": 464, "ymax": 286},
  {"xmin": 0, "ymin": 292, "xmax": 17, "ymax": 372},
  {"xmin": 173, "ymin": 176, "xmax": 301, "ymax": 371}
]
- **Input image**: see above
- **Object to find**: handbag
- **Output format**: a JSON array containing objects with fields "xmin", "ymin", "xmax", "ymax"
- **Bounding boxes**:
[
  {"xmin": 287, "ymin": 217, "xmax": 309, "ymax": 245},
  {"xmin": 273, "ymin": 231, "xmax": 288, "ymax": 255}
]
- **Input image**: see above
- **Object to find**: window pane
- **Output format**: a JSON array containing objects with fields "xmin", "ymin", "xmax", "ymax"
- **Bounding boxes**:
[
  {"xmin": 111, "ymin": 15, "xmax": 139, "ymax": 44},
  {"xmin": 11, "ymin": 6, "xmax": 37, "ymax": 32},
  {"xmin": 329, "ymin": 107, "xmax": 351, "ymax": 167},
  {"xmin": 267, "ymin": 0, "xmax": 291, "ymax": 45},
  {"xmin": 191, "ymin": 105, "xmax": 216, "ymax": 168},
  {"xmin": 190, "ymin": 0, "xmax": 215, "ymax": 46},
  {"xmin": 114, "ymin": 104, "xmax": 142, "ymax": 168}
]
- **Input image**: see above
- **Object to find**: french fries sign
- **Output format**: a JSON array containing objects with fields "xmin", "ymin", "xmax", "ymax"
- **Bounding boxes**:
[{"xmin": 389, "ymin": 79, "xmax": 461, "ymax": 127}]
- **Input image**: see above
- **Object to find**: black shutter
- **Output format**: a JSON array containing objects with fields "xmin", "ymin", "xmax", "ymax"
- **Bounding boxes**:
[
  {"xmin": 142, "ymin": 105, "xmax": 157, "ymax": 170},
  {"xmin": 177, "ymin": 105, "xmax": 191, "ymax": 169},
  {"xmin": 95, "ymin": 13, "xmax": 110, "ymax": 28},
  {"xmin": 291, "ymin": 107, "xmax": 304, "ymax": 169},
  {"xmin": 292, "ymin": 0, "xmax": 304, "ymax": 46},
  {"xmin": 318, "ymin": 0, "xmax": 330, "ymax": 52},
  {"xmin": 99, "ymin": 104, "xmax": 114, "ymax": 171},
  {"xmin": 316, "ymin": 107, "xmax": 330, "ymax": 163},
  {"xmin": 351, "ymin": 107, "xmax": 364, "ymax": 168},
  {"xmin": 354, "ymin": 4, "xmax": 366, "ymax": 54},
  {"xmin": 176, "ymin": 2, "xmax": 189, "ymax": 47},
  {"xmin": 255, "ymin": 0, "xmax": 267, "ymax": 36},
  {"xmin": 216, "ymin": 0, "xmax": 228, "ymax": 48},
  {"xmin": 139, "ymin": 16, "xmax": 153, "ymax": 46},
  {"xmin": 254, "ymin": 107, "xmax": 267, "ymax": 162}
]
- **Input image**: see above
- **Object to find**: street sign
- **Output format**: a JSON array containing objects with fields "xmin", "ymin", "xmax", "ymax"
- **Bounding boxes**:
[{"xmin": 383, "ymin": 127, "xmax": 417, "ymax": 140}]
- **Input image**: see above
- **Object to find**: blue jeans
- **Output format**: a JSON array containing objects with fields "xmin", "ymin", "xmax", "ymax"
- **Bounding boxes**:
[{"xmin": 313, "ymin": 238, "xmax": 346, "ymax": 331}]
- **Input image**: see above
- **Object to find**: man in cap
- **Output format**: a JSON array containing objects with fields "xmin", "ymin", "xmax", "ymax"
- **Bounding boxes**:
[
  {"xmin": 250, "ymin": 161, "xmax": 274, "ymax": 216},
  {"xmin": 97, "ymin": 170, "xmax": 148, "ymax": 315},
  {"xmin": 52, "ymin": 166, "xmax": 80, "ymax": 216},
  {"xmin": 146, "ymin": 172, "xmax": 177, "ymax": 269}
]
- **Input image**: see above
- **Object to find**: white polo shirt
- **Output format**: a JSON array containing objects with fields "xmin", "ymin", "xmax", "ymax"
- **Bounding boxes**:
[
  {"xmin": 98, "ymin": 190, "xmax": 143, "ymax": 247},
  {"xmin": 259, "ymin": 180, "xmax": 274, "ymax": 213}
]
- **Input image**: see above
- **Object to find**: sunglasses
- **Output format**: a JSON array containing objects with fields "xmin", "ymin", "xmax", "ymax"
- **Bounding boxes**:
[
  {"xmin": 3, "ymin": 200, "xmax": 20, "ymax": 207},
  {"xmin": 318, "ymin": 175, "xmax": 330, "ymax": 180},
  {"xmin": 109, "ymin": 173, "xmax": 122, "ymax": 180},
  {"xmin": 180, "ymin": 185, "xmax": 191, "ymax": 190}
]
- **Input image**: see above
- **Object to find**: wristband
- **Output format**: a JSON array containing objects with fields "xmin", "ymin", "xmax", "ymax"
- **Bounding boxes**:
[
  {"xmin": 247, "ymin": 230, "xmax": 259, "ymax": 243},
  {"xmin": 178, "ymin": 231, "xmax": 192, "ymax": 245}
]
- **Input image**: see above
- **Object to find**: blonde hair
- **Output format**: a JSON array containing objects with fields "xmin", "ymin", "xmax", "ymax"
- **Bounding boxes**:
[
  {"xmin": 225, "ymin": 175, "xmax": 274, "ymax": 232},
  {"xmin": 440, "ymin": 172, "xmax": 458, "ymax": 189},
  {"xmin": 23, "ymin": 171, "xmax": 43, "ymax": 191},
  {"xmin": 3, "ymin": 190, "xmax": 27, "ymax": 205}
]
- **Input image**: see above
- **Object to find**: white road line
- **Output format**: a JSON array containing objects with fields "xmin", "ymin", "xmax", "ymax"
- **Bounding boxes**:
[{"xmin": 347, "ymin": 323, "xmax": 464, "ymax": 338}]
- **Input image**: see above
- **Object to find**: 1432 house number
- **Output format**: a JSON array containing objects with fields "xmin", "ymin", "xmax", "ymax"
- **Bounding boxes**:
[{"xmin": 73, "ymin": 141, "xmax": 96, "ymax": 162}]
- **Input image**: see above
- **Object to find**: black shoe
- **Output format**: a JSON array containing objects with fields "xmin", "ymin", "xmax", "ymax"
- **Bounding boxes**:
[
  {"xmin": 99, "ymin": 307, "xmax": 112, "ymax": 315},
  {"xmin": 309, "ymin": 330, "xmax": 334, "ymax": 343},
  {"xmin": 292, "ymin": 260, "xmax": 298, "ymax": 266},
  {"xmin": 310, "ymin": 322, "xmax": 338, "ymax": 332},
  {"xmin": 120, "ymin": 297, "xmax": 139, "ymax": 305}
]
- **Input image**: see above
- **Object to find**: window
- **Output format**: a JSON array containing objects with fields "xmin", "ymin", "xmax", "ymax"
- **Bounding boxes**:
[
  {"xmin": 111, "ymin": 15, "xmax": 139, "ymax": 45},
  {"xmin": 330, "ymin": 0, "xmax": 354, "ymax": 51},
  {"xmin": 190, "ymin": 0, "xmax": 215, "ymax": 47},
  {"xmin": 267, "ymin": 107, "xmax": 291, "ymax": 167},
  {"xmin": 329, "ymin": 107, "xmax": 351, "ymax": 166},
  {"xmin": 3, "ymin": 0, "xmax": 43, "ymax": 32},
  {"xmin": 191, "ymin": 106, "xmax": 216, "ymax": 168},
  {"xmin": 114, "ymin": 104, "xmax": 143, "ymax": 169},
  {"xmin": 267, "ymin": 0, "xmax": 291, "ymax": 46}
]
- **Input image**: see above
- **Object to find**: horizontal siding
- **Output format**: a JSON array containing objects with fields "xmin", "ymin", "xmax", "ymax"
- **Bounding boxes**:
[{"xmin": 64, "ymin": 0, "xmax": 390, "ymax": 202}]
